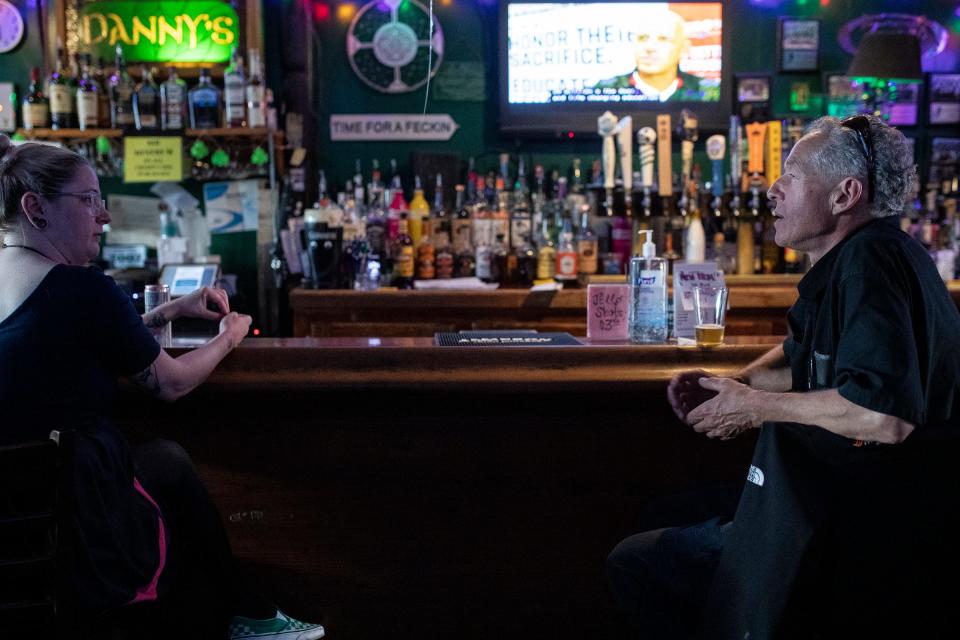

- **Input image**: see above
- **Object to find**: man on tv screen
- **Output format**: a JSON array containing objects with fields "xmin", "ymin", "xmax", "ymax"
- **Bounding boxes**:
[{"xmin": 594, "ymin": 9, "xmax": 707, "ymax": 102}]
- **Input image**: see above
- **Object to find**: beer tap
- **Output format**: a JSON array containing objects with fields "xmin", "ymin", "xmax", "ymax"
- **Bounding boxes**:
[
  {"xmin": 678, "ymin": 109, "xmax": 698, "ymax": 217},
  {"xmin": 728, "ymin": 116, "xmax": 743, "ymax": 217},
  {"xmin": 745, "ymin": 121, "xmax": 767, "ymax": 218},
  {"xmin": 616, "ymin": 116, "xmax": 634, "ymax": 212},
  {"xmin": 598, "ymin": 111, "xmax": 618, "ymax": 214},
  {"xmin": 638, "ymin": 126, "xmax": 656, "ymax": 217},
  {"xmin": 706, "ymin": 135, "xmax": 726, "ymax": 218}
]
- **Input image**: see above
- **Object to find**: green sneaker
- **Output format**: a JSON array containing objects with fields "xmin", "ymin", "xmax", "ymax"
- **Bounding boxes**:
[{"xmin": 228, "ymin": 610, "xmax": 325, "ymax": 640}]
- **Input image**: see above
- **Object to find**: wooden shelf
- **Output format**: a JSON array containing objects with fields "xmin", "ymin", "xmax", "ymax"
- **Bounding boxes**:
[{"xmin": 16, "ymin": 127, "xmax": 277, "ymax": 139}]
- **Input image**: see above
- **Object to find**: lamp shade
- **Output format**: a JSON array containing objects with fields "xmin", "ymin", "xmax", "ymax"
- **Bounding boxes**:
[{"xmin": 847, "ymin": 32, "xmax": 923, "ymax": 79}]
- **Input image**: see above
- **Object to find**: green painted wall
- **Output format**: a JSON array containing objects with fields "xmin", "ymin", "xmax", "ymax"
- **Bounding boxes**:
[{"xmin": 312, "ymin": 0, "xmax": 959, "ymax": 189}]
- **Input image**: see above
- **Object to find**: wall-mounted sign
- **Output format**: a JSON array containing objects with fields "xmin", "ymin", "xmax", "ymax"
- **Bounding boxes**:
[
  {"xmin": 346, "ymin": 0, "xmax": 444, "ymax": 94},
  {"xmin": 79, "ymin": 1, "xmax": 239, "ymax": 63},
  {"xmin": 779, "ymin": 18, "xmax": 820, "ymax": 72},
  {"xmin": 123, "ymin": 136, "xmax": 183, "ymax": 183},
  {"xmin": 330, "ymin": 114, "xmax": 459, "ymax": 141}
]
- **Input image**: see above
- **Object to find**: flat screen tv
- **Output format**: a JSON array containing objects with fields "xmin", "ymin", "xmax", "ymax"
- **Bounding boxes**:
[{"xmin": 500, "ymin": 1, "xmax": 729, "ymax": 136}]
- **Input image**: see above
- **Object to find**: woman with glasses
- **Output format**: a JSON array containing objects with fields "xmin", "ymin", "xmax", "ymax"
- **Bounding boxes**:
[{"xmin": 0, "ymin": 135, "xmax": 325, "ymax": 639}]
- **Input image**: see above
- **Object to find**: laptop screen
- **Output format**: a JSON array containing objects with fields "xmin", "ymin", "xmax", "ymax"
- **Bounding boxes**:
[{"xmin": 159, "ymin": 264, "xmax": 221, "ymax": 297}]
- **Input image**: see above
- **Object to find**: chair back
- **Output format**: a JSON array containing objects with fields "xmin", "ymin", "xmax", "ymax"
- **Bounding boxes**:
[{"xmin": 0, "ymin": 430, "xmax": 75, "ymax": 636}]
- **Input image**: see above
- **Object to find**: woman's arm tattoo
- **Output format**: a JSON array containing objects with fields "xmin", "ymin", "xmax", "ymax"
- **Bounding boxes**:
[
  {"xmin": 131, "ymin": 363, "xmax": 162, "ymax": 396},
  {"xmin": 144, "ymin": 311, "xmax": 169, "ymax": 328}
]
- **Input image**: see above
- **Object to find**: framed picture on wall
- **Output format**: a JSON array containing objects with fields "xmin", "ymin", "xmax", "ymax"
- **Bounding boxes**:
[
  {"xmin": 735, "ymin": 74, "xmax": 772, "ymax": 122},
  {"xmin": 825, "ymin": 74, "xmax": 920, "ymax": 126},
  {"xmin": 779, "ymin": 18, "xmax": 820, "ymax": 72},
  {"xmin": 928, "ymin": 74, "xmax": 960, "ymax": 125}
]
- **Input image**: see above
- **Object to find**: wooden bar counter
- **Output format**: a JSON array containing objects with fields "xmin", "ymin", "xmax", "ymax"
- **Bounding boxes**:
[{"xmin": 116, "ymin": 337, "xmax": 779, "ymax": 639}]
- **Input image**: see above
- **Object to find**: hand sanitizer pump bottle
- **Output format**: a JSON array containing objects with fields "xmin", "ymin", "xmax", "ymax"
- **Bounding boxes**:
[{"xmin": 629, "ymin": 230, "xmax": 668, "ymax": 344}]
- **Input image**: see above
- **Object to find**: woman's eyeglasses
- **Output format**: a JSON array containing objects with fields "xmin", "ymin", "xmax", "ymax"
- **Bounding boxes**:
[
  {"xmin": 840, "ymin": 115, "xmax": 875, "ymax": 203},
  {"xmin": 45, "ymin": 192, "xmax": 107, "ymax": 213}
]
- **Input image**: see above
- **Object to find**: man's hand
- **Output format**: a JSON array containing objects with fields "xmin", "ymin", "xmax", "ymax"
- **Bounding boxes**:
[
  {"xmin": 667, "ymin": 369, "xmax": 719, "ymax": 423},
  {"xmin": 685, "ymin": 377, "xmax": 764, "ymax": 440},
  {"xmin": 173, "ymin": 286, "xmax": 230, "ymax": 322}
]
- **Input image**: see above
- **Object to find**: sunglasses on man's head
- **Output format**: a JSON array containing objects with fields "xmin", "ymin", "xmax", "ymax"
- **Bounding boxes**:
[{"xmin": 840, "ymin": 115, "xmax": 875, "ymax": 203}]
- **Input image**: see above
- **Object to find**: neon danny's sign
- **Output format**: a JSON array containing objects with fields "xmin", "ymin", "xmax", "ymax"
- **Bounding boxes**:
[{"xmin": 79, "ymin": 1, "xmax": 239, "ymax": 63}]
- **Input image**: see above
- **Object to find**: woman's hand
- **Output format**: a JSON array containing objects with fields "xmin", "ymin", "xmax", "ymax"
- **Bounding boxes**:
[
  {"xmin": 219, "ymin": 312, "xmax": 252, "ymax": 349},
  {"xmin": 172, "ymin": 286, "xmax": 230, "ymax": 322}
]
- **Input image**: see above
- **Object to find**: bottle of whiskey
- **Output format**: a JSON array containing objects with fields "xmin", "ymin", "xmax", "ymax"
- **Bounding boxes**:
[
  {"xmin": 431, "ymin": 174, "xmax": 451, "ymax": 251},
  {"xmin": 536, "ymin": 217, "xmax": 557, "ymax": 281},
  {"xmin": 109, "ymin": 46, "xmax": 136, "ymax": 129},
  {"xmin": 160, "ymin": 66, "xmax": 187, "ymax": 130},
  {"xmin": 93, "ymin": 58, "xmax": 111, "ymax": 127},
  {"xmin": 48, "ymin": 47, "xmax": 74, "ymax": 129},
  {"xmin": 223, "ymin": 48, "xmax": 246, "ymax": 127},
  {"xmin": 76, "ymin": 55, "xmax": 99, "ymax": 131},
  {"xmin": 188, "ymin": 68, "xmax": 221, "ymax": 129},
  {"xmin": 246, "ymin": 48, "xmax": 266, "ymax": 128},
  {"xmin": 22, "ymin": 67, "xmax": 49, "ymax": 130},
  {"xmin": 555, "ymin": 216, "xmax": 579, "ymax": 283},
  {"xmin": 452, "ymin": 184, "xmax": 474, "ymax": 278},
  {"xmin": 393, "ymin": 214, "xmax": 415, "ymax": 289},
  {"xmin": 133, "ymin": 66, "xmax": 160, "ymax": 131}
]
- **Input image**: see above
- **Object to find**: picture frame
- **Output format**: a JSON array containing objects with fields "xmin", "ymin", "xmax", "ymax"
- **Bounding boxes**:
[
  {"xmin": 928, "ymin": 73, "xmax": 960, "ymax": 125},
  {"xmin": 825, "ymin": 73, "xmax": 920, "ymax": 127},
  {"xmin": 735, "ymin": 74, "xmax": 772, "ymax": 123},
  {"xmin": 779, "ymin": 18, "xmax": 820, "ymax": 72}
]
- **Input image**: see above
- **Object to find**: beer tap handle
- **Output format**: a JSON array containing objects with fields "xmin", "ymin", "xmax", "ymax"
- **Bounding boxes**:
[
  {"xmin": 638, "ymin": 126, "xmax": 656, "ymax": 192},
  {"xmin": 616, "ymin": 116, "xmax": 633, "ymax": 204},
  {"xmin": 598, "ymin": 111, "xmax": 618, "ymax": 212}
]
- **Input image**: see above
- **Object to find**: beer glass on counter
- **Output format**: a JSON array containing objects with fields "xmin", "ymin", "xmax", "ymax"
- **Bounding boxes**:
[{"xmin": 693, "ymin": 285, "xmax": 728, "ymax": 347}]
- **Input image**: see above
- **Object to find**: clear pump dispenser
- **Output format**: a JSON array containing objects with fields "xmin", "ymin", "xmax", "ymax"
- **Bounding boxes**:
[{"xmin": 629, "ymin": 230, "xmax": 668, "ymax": 343}]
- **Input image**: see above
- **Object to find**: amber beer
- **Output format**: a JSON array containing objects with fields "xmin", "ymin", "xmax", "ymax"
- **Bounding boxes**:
[{"xmin": 695, "ymin": 323, "xmax": 725, "ymax": 347}]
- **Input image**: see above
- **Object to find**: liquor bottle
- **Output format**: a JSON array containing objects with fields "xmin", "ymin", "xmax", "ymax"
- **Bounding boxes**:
[
  {"xmin": 555, "ymin": 217, "xmax": 579, "ymax": 283},
  {"xmin": 109, "ymin": 46, "xmax": 136, "ymax": 129},
  {"xmin": 393, "ymin": 214, "xmax": 415, "ymax": 289},
  {"xmin": 491, "ymin": 233, "xmax": 515, "ymax": 287},
  {"xmin": 76, "ymin": 55, "xmax": 99, "ymax": 131},
  {"xmin": 188, "ymin": 68, "xmax": 221, "ymax": 129},
  {"xmin": 475, "ymin": 236, "xmax": 494, "ymax": 284},
  {"xmin": 160, "ymin": 66, "xmax": 187, "ymax": 130},
  {"xmin": 133, "ymin": 66, "xmax": 160, "ymax": 131},
  {"xmin": 224, "ymin": 48, "xmax": 246, "ymax": 127},
  {"xmin": 22, "ymin": 67, "xmax": 49, "ymax": 130},
  {"xmin": 246, "ymin": 48, "xmax": 266, "ymax": 128},
  {"xmin": 94, "ymin": 58, "xmax": 111, "ymax": 127},
  {"xmin": 48, "ymin": 47, "xmax": 74, "ymax": 129},
  {"xmin": 452, "ymin": 184, "xmax": 474, "ymax": 277},
  {"xmin": 509, "ymin": 182, "xmax": 532, "ymax": 251},
  {"xmin": 536, "ymin": 218, "xmax": 557, "ymax": 281},
  {"xmin": 366, "ymin": 190, "xmax": 388, "ymax": 266},
  {"xmin": 531, "ymin": 164, "xmax": 547, "ymax": 233},
  {"xmin": 387, "ymin": 174, "xmax": 408, "ymax": 246},
  {"xmin": 416, "ymin": 222, "xmax": 436, "ymax": 281},
  {"xmin": 431, "ymin": 174, "xmax": 451, "ymax": 250},
  {"xmin": 472, "ymin": 175, "xmax": 492, "ymax": 253},
  {"xmin": 492, "ymin": 177, "xmax": 510, "ymax": 247},
  {"xmin": 515, "ymin": 234, "xmax": 537, "ymax": 288},
  {"xmin": 576, "ymin": 208, "xmax": 598, "ymax": 277},
  {"xmin": 408, "ymin": 175, "xmax": 430, "ymax": 245}
]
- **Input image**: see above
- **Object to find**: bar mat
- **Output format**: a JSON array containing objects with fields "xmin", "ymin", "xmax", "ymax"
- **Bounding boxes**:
[{"xmin": 434, "ymin": 332, "xmax": 582, "ymax": 346}]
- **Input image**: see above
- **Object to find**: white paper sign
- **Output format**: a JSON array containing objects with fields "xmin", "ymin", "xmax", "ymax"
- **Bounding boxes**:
[
  {"xmin": 203, "ymin": 180, "xmax": 261, "ymax": 234},
  {"xmin": 105, "ymin": 194, "xmax": 165, "ymax": 246},
  {"xmin": 672, "ymin": 261, "xmax": 724, "ymax": 339},
  {"xmin": 330, "ymin": 114, "xmax": 460, "ymax": 141}
]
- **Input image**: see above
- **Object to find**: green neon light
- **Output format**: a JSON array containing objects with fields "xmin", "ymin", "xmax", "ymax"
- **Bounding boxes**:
[{"xmin": 78, "ymin": 1, "xmax": 240, "ymax": 64}]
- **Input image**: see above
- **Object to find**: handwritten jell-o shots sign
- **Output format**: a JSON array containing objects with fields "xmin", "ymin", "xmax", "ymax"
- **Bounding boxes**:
[{"xmin": 587, "ymin": 284, "xmax": 630, "ymax": 340}]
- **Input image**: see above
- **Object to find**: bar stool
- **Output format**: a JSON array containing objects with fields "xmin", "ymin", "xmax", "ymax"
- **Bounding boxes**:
[{"xmin": 0, "ymin": 430, "xmax": 75, "ymax": 637}]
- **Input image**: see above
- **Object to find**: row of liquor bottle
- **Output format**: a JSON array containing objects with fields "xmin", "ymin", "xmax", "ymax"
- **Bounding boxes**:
[
  {"xmin": 285, "ymin": 163, "xmax": 810, "ymax": 291},
  {"xmin": 19, "ymin": 46, "xmax": 271, "ymax": 131},
  {"xmin": 286, "ymin": 158, "xmax": 960, "ymax": 289}
]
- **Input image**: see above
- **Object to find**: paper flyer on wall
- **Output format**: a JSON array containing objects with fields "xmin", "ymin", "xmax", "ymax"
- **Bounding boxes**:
[
  {"xmin": 672, "ymin": 261, "xmax": 724, "ymax": 339},
  {"xmin": 202, "ymin": 180, "xmax": 261, "ymax": 234}
]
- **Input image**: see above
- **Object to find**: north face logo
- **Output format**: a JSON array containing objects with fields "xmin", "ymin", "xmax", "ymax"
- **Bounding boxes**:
[{"xmin": 747, "ymin": 465, "xmax": 765, "ymax": 487}]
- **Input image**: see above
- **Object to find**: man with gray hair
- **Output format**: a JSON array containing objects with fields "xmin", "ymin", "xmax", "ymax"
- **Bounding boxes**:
[{"xmin": 608, "ymin": 115, "xmax": 960, "ymax": 638}]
